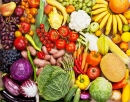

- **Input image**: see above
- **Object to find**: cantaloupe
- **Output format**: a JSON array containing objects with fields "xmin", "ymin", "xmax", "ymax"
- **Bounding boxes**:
[{"xmin": 100, "ymin": 53, "xmax": 126, "ymax": 82}]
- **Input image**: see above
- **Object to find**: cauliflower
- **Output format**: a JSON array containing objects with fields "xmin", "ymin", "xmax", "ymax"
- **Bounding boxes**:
[{"xmin": 69, "ymin": 10, "xmax": 91, "ymax": 32}]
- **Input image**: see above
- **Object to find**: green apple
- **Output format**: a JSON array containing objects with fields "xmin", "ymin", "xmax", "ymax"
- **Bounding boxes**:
[
  {"xmin": 90, "ymin": 22, "xmax": 100, "ymax": 32},
  {"xmin": 122, "ymin": 24, "xmax": 129, "ymax": 32}
]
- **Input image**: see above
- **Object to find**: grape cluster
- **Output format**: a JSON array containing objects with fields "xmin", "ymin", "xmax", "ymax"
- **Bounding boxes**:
[
  {"xmin": 2, "ymin": 0, "xmax": 21, "ymax": 4},
  {"xmin": 0, "ymin": 14, "xmax": 20, "ymax": 49},
  {"xmin": 0, "ymin": 49, "xmax": 22, "ymax": 73},
  {"xmin": 57, "ymin": 0, "xmax": 93, "ymax": 14}
]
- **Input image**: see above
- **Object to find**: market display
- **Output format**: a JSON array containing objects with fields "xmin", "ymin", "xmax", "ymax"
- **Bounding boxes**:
[{"xmin": 0, "ymin": 0, "xmax": 130, "ymax": 102}]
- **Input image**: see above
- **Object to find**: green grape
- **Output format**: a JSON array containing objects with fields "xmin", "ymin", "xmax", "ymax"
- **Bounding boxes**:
[
  {"xmin": 82, "ymin": 3, "xmax": 86, "ymax": 7},
  {"xmin": 62, "ymin": 2, "xmax": 67, "ymax": 6},
  {"xmin": 79, "ymin": 3, "xmax": 82, "ymax": 8},
  {"xmin": 87, "ymin": 0, "xmax": 92, "ymax": 7},
  {"xmin": 85, "ymin": 8, "xmax": 90, "ymax": 13},
  {"xmin": 65, "ymin": 0, "xmax": 69, "ymax": 1},
  {"xmin": 58, "ymin": 0, "xmax": 64, "ymax": 2},
  {"xmin": 76, "ymin": 7, "xmax": 80, "ymax": 11},
  {"xmin": 82, "ymin": 6, "xmax": 86, "ymax": 10},
  {"xmin": 92, "ymin": 0, "xmax": 96, "ymax": 6},
  {"xmin": 69, "ymin": 0, "xmax": 73, "ymax": 4},
  {"xmin": 84, "ymin": 0, "xmax": 90, "ymax": 4},
  {"xmin": 79, "ymin": 0, "xmax": 83, "ymax": 2},
  {"xmin": 75, "ymin": 4, "xmax": 78, "ymax": 7},
  {"xmin": 66, "ymin": 1, "xmax": 70, "ymax": 6},
  {"xmin": 73, "ymin": 1, "xmax": 76, "ymax": 5}
]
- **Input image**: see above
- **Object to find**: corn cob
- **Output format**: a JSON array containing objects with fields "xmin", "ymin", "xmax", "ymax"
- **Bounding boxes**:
[{"xmin": 106, "ymin": 36, "xmax": 130, "ymax": 64}]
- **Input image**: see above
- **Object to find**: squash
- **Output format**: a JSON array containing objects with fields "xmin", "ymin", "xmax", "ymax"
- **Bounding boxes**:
[{"xmin": 100, "ymin": 53, "xmax": 126, "ymax": 82}]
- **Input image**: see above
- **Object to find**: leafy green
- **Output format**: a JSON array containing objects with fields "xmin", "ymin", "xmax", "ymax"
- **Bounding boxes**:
[
  {"xmin": 89, "ymin": 77, "xmax": 112, "ymax": 102},
  {"xmin": 37, "ymin": 65, "xmax": 70, "ymax": 101}
]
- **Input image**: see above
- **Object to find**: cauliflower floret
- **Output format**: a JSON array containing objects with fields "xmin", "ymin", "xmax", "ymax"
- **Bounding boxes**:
[{"xmin": 69, "ymin": 10, "xmax": 91, "ymax": 32}]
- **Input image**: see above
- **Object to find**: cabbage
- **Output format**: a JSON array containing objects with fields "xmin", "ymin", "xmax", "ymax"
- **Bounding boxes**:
[
  {"xmin": 89, "ymin": 77, "xmax": 112, "ymax": 102},
  {"xmin": 37, "ymin": 65, "xmax": 70, "ymax": 101},
  {"xmin": 10, "ymin": 58, "xmax": 33, "ymax": 82}
]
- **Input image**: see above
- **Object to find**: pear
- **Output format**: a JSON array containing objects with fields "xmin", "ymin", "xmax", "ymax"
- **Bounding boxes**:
[{"xmin": 0, "ymin": 2, "xmax": 16, "ymax": 17}]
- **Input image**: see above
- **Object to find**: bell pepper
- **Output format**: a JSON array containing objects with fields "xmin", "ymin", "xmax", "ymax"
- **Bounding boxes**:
[
  {"xmin": 19, "ymin": 21, "xmax": 31, "ymax": 33},
  {"xmin": 76, "ymin": 74, "xmax": 90, "ymax": 90},
  {"xmin": 28, "ymin": 0, "xmax": 40, "ymax": 8},
  {"xmin": 87, "ymin": 51, "xmax": 102, "ymax": 66},
  {"xmin": 112, "ymin": 68, "xmax": 129, "ymax": 89}
]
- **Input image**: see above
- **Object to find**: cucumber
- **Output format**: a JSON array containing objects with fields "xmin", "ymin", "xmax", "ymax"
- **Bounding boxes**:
[
  {"xmin": 73, "ymin": 88, "xmax": 81, "ymax": 102},
  {"xmin": 64, "ymin": 85, "xmax": 78, "ymax": 102}
]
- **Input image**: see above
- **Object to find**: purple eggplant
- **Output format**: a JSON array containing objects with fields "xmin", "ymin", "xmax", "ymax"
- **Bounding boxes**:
[{"xmin": 2, "ymin": 74, "xmax": 20, "ymax": 96}]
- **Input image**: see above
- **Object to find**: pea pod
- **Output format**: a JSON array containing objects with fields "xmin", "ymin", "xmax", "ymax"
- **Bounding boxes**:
[{"xmin": 25, "ymin": 34, "xmax": 41, "ymax": 51}]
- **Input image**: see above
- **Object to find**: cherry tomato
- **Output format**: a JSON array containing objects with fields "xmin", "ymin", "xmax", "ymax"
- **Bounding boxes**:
[
  {"xmin": 28, "ymin": 0, "xmax": 40, "ymax": 8},
  {"xmin": 49, "ymin": 29, "xmax": 59, "ymax": 42},
  {"xmin": 112, "ymin": 34, "xmax": 121, "ymax": 44},
  {"xmin": 37, "ymin": 51, "xmax": 45, "ymax": 59},
  {"xmin": 86, "ymin": 66, "xmax": 101, "ymax": 80},
  {"xmin": 30, "ymin": 8, "xmax": 38, "ymax": 16},
  {"xmin": 55, "ymin": 39, "xmax": 66, "ymax": 49},
  {"xmin": 14, "ymin": 36, "xmax": 28, "ymax": 51},
  {"xmin": 119, "ymin": 42, "xmax": 129, "ymax": 51},
  {"xmin": 68, "ymin": 31, "xmax": 79, "ymax": 42},
  {"xmin": 65, "ymin": 42, "xmax": 75, "ymax": 53},
  {"xmin": 58, "ymin": 26, "xmax": 69, "ymax": 37}
]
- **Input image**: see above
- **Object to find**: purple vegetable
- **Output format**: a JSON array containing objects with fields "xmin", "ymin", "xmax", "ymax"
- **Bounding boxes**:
[
  {"xmin": 10, "ymin": 58, "xmax": 33, "ymax": 82},
  {"xmin": 2, "ymin": 74, "xmax": 20, "ymax": 96},
  {"xmin": 80, "ymin": 91, "xmax": 91, "ymax": 100}
]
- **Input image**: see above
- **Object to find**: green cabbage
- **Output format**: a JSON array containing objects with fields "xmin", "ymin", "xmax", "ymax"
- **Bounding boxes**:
[
  {"xmin": 89, "ymin": 77, "xmax": 112, "ymax": 102},
  {"xmin": 37, "ymin": 64, "xmax": 70, "ymax": 101}
]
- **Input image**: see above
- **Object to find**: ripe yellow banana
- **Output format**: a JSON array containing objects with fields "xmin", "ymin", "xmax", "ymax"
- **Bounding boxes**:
[
  {"xmin": 92, "ymin": 4, "xmax": 107, "ymax": 10},
  {"xmin": 96, "ymin": 0, "xmax": 108, "ymax": 5},
  {"xmin": 46, "ymin": 0, "xmax": 68, "ymax": 25},
  {"xmin": 94, "ymin": 11, "xmax": 108, "ymax": 22},
  {"xmin": 92, "ymin": 7, "xmax": 107, "ymax": 15},
  {"xmin": 112, "ymin": 14, "xmax": 118, "ymax": 34},
  {"xmin": 115, "ymin": 15, "xmax": 123, "ymax": 34},
  {"xmin": 118, "ymin": 14, "xmax": 128, "ymax": 25},
  {"xmin": 105, "ymin": 14, "xmax": 113, "ymax": 35},
  {"xmin": 99, "ymin": 12, "xmax": 110, "ymax": 29}
]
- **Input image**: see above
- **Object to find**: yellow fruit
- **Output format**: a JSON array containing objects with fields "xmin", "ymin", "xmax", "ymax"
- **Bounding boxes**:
[
  {"xmin": 15, "ymin": 30, "xmax": 22, "ymax": 37},
  {"xmin": 126, "ymin": 49, "xmax": 130, "ymax": 56},
  {"xmin": 123, "ymin": 10, "xmax": 130, "ymax": 20},
  {"xmin": 95, "ymin": 29, "xmax": 102, "ymax": 36},
  {"xmin": 121, "ymin": 32, "xmax": 130, "ymax": 42}
]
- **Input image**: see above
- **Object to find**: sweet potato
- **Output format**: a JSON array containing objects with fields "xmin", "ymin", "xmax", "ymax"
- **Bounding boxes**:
[
  {"xmin": 21, "ymin": 50, "xmax": 28, "ymax": 60},
  {"xmin": 33, "ymin": 58, "xmax": 50, "ymax": 67},
  {"xmin": 50, "ymin": 55, "xmax": 56, "ymax": 65},
  {"xmin": 27, "ymin": 46, "xmax": 37, "ymax": 56},
  {"xmin": 53, "ymin": 50, "xmax": 65, "ymax": 58}
]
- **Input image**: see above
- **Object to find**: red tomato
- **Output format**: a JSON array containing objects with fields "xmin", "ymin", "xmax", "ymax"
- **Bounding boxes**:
[
  {"xmin": 14, "ymin": 36, "xmax": 28, "ymax": 50},
  {"xmin": 86, "ymin": 66, "xmax": 101, "ymax": 80},
  {"xmin": 37, "ymin": 51, "xmax": 45, "ymax": 59},
  {"xmin": 28, "ymin": 0, "xmax": 40, "ymax": 8},
  {"xmin": 65, "ymin": 42, "xmax": 75, "ymax": 53},
  {"xmin": 49, "ymin": 29, "xmax": 59, "ymax": 42},
  {"xmin": 58, "ymin": 26, "xmax": 69, "ymax": 37},
  {"xmin": 55, "ymin": 39, "xmax": 66, "ymax": 49},
  {"xmin": 68, "ymin": 31, "xmax": 79, "ymax": 42},
  {"xmin": 19, "ymin": 21, "xmax": 31, "ymax": 33}
]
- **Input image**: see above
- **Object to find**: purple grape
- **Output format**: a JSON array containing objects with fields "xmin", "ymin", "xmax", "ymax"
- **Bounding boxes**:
[{"xmin": 2, "ymin": 0, "xmax": 10, "ymax": 3}]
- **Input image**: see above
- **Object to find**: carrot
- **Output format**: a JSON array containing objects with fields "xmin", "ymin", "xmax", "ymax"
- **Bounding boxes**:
[
  {"xmin": 83, "ymin": 62, "xmax": 89, "ymax": 73},
  {"xmin": 81, "ymin": 51, "xmax": 88, "ymax": 70},
  {"xmin": 73, "ymin": 50, "xmax": 77, "ymax": 59},
  {"xmin": 77, "ymin": 46, "xmax": 84, "ymax": 58}
]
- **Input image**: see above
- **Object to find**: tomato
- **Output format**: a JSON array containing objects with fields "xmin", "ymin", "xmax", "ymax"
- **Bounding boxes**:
[
  {"xmin": 65, "ymin": 42, "xmax": 75, "ymax": 53},
  {"xmin": 112, "ymin": 34, "xmax": 121, "ymax": 44},
  {"xmin": 55, "ymin": 39, "xmax": 66, "ymax": 49},
  {"xmin": 37, "ymin": 51, "xmax": 45, "ymax": 59},
  {"xmin": 119, "ymin": 42, "xmax": 129, "ymax": 51},
  {"xmin": 68, "ymin": 31, "xmax": 79, "ymax": 42},
  {"xmin": 19, "ymin": 21, "xmax": 31, "ymax": 33},
  {"xmin": 28, "ymin": 0, "xmax": 40, "ymax": 8},
  {"xmin": 58, "ymin": 26, "xmax": 69, "ymax": 37},
  {"xmin": 86, "ymin": 66, "xmax": 101, "ymax": 80},
  {"xmin": 14, "ymin": 36, "xmax": 28, "ymax": 51},
  {"xmin": 49, "ymin": 29, "xmax": 59, "ymax": 42}
]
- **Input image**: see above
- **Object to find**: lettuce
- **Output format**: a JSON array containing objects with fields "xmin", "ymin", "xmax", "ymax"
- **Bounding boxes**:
[{"xmin": 37, "ymin": 65, "xmax": 70, "ymax": 101}]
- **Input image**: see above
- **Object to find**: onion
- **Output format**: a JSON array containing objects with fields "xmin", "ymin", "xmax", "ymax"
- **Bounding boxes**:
[
  {"xmin": 80, "ymin": 91, "xmax": 91, "ymax": 100},
  {"xmin": 110, "ymin": 90, "xmax": 121, "ymax": 102}
]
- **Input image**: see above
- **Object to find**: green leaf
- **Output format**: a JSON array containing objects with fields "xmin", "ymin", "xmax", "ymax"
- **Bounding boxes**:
[{"xmin": 36, "ymin": 9, "xmax": 43, "ymax": 28}]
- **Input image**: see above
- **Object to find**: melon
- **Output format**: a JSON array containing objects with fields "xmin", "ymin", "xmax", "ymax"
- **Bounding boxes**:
[{"xmin": 100, "ymin": 53, "xmax": 126, "ymax": 82}]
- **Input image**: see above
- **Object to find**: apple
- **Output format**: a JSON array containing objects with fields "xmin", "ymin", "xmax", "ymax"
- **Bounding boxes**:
[
  {"xmin": 122, "ymin": 24, "xmax": 129, "ymax": 32},
  {"xmin": 14, "ymin": 7, "xmax": 24, "ymax": 17},
  {"xmin": 44, "ymin": 4, "xmax": 53, "ymax": 14},
  {"xmin": 90, "ymin": 22, "xmax": 100, "ymax": 32},
  {"xmin": 86, "ymin": 66, "xmax": 101, "ymax": 80}
]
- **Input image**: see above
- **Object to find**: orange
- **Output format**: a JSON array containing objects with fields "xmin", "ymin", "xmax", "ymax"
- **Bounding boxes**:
[{"xmin": 109, "ymin": 0, "xmax": 129, "ymax": 14}]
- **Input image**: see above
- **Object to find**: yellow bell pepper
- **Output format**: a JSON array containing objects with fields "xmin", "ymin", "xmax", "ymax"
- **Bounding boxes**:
[{"xmin": 76, "ymin": 74, "xmax": 90, "ymax": 90}]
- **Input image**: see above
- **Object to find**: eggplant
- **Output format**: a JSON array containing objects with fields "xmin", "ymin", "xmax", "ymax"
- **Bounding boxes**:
[
  {"xmin": 2, "ymin": 74, "xmax": 20, "ymax": 96},
  {"xmin": 1, "ymin": 90, "xmax": 35, "ymax": 102}
]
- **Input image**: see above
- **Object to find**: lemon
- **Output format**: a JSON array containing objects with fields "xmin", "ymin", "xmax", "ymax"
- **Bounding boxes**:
[
  {"xmin": 95, "ymin": 29, "xmax": 102, "ymax": 36},
  {"xmin": 121, "ymin": 32, "xmax": 130, "ymax": 42}
]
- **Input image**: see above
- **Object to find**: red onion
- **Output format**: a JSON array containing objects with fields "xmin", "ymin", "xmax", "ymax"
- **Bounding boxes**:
[{"xmin": 80, "ymin": 91, "xmax": 90, "ymax": 100}]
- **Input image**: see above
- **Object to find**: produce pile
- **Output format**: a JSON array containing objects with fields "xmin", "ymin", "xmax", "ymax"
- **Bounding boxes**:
[{"xmin": 0, "ymin": 0, "xmax": 130, "ymax": 102}]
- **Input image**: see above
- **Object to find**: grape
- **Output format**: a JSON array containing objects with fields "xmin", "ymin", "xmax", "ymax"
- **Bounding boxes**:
[
  {"xmin": 2, "ymin": 0, "xmax": 10, "ymax": 3},
  {"xmin": 87, "ymin": 1, "xmax": 92, "ymax": 7}
]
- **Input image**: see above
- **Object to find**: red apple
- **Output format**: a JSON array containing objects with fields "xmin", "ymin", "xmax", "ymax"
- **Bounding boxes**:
[
  {"xmin": 14, "ymin": 7, "xmax": 24, "ymax": 17},
  {"xmin": 44, "ymin": 4, "xmax": 53, "ymax": 14},
  {"xmin": 86, "ymin": 66, "xmax": 101, "ymax": 80}
]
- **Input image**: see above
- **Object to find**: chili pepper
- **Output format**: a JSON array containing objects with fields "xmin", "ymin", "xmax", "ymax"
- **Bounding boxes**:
[
  {"xmin": 25, "ymin": 34, "xmax": 41, "ymax": 51},
  {"xmin": 37, "ymin": 51, "xmax": 45, "ymax": 59},
  {"xmin": 87, "ymin": 51, "xmax": 102, "ymax": 67},
  {"xmin": 76, "ymin": 74, "xmax": 90, "ymax": 90},
  {"xmin": 78, "ymin": 55, "xmax": 82, "ymax": 66},
  {"xmin": 28, "ymin": 0, "xmax": 40, "ymax": 8},
  {"xmin": 112, "ymin": 68, "xmax": 129, "ymax": 89},
  {"xmin": 73, "ymin": 66, "xmax": 81, "ymax": 74},
  {"xmin": 27, "ymin": 49, "xmax": 36, "ymax": 81},
  {"xmin": 74, "ymin": 59, "xmax": 85, "ymax": 74}
]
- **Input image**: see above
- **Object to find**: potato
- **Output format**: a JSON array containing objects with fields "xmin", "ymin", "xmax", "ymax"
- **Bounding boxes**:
[
  {"xmin": 33, "ymin": 58, "xmax": 50, "ymax": 67},
  {"xmin": 42, "ymin": 46, "xmax": 48, "ymax": 54},
  {"xmin": 21, "ymin": 50, "xmax": 28, "ymax": 60},
  {"xmin": 49, "ymin": 48, "xmax": 58, "ymax": 54},
  {"xmin": 56, "ymin": 57, "xmax": 63, "ymax": 66},
  {"xmin": 36, "ymin": 67, "xmax": 43, "ymax": 76},
  {"xmin": 53, "ymin": 50, "xmax": 65, "ymax": 58},
  {"xmin": 50, "ymin": 55, "xmax": 56, "ymax": 65},
  {"xmin": 27, "ymin": 46, "xmax": 37, "ymax": 56},
  {"xmin": 44, "ymin": 55, "xmax": 51, "ymax": 60}
]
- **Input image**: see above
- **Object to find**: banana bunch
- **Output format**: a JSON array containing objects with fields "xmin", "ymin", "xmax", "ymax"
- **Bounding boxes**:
[
  {"xmin": 97, "ymin": 34, "xmax": 109, "ymax": 55},
  {"xmin": 92, "ymin": 0, "xmax": 128, "ymax": 35}
]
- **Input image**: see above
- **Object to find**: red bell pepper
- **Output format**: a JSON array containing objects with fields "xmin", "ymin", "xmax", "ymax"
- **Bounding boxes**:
[{"xmin": 28, "ymin": 0, "xmax": 40, "ymax": 8}]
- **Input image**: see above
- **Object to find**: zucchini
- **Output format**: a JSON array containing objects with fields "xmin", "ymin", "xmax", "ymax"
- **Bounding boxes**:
[
  {"xmin": 64, "ymin": 85, "xmax": 78, "ymax": 102},
  {"xmin": 73, "ymin": 88, "xmax": 81, "ymax": 102}
]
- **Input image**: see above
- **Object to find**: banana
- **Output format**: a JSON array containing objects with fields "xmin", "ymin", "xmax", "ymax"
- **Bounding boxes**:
[
  {"xmin": 92, "ymin": 14, "xmax": 102, "ymax": 23},
  {"xmin": 46, "ymin": 0, "xmax": 68, "ymax": 25},
  {"xmin": 96, "ymin": 0, "xmax": 108, "ymax": 5},
  {"xmin": 94, "ymin": 11, "xmax": 108, "ymax": 22},
  {"xmin": 92, "ymin": 7, "xmax": 107, "ymax": 15},
  {"xmin": 92, "ymin": 4, "xmax": 107, "ymax": 10},
  {"xmin": 112, "ymin": 14, "xmax": 118, "ymax": 34},
  {"xmin": 115, "ymin": 15, "xmax": 123, "ymax": 34},
  {"xmin": 118, "ymin": 14, "xmax": 128, "ymax": 25},
  {"xmin": 105, "ymin": 14, "xmax": 113, "ymax": 35},
  {"xmin": 99, "ymin": 12, "xmax": 110, "ymax": 29}
]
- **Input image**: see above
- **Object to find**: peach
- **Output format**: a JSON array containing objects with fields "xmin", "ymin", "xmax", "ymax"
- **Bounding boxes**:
[
  {"xmin": 44, "ymin": 4, "xmax": 53, "ymax": 14},
  {"xmin": 123, "ymin": 10, "xmax": 130, "ymax": 20},
  {"xmin": 0, "ymin": 2, "xmax": 16, "ymax": 17}
]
